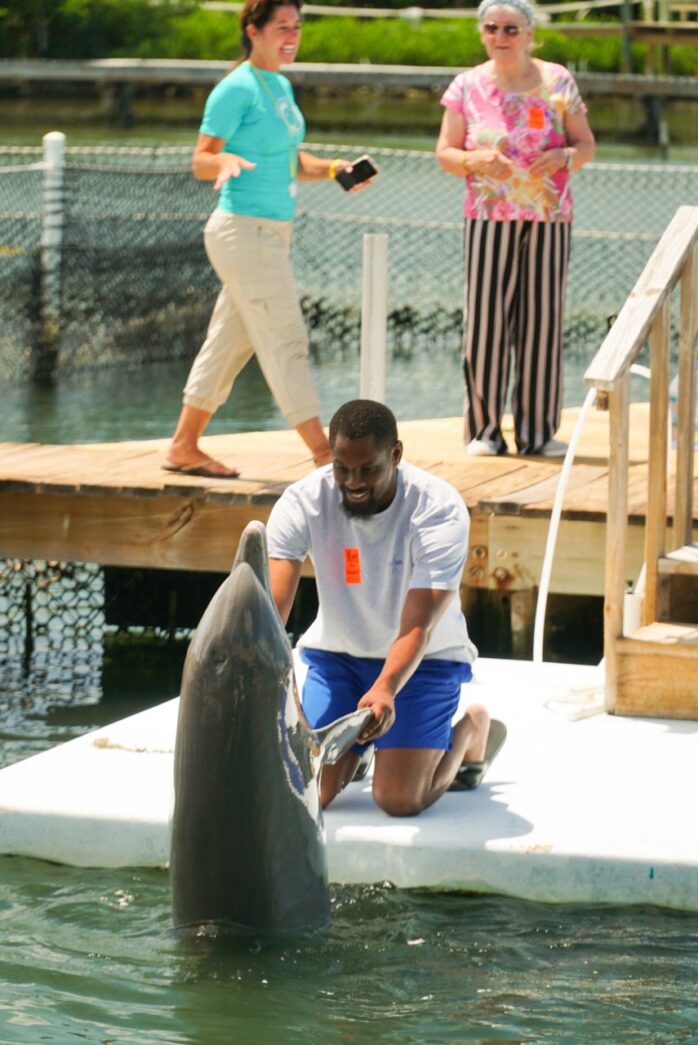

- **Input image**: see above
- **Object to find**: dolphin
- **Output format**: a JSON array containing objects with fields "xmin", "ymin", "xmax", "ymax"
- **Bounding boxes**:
[{"xmin": 170, "ymin": 520, "xmax": 371, "ymax": 935}]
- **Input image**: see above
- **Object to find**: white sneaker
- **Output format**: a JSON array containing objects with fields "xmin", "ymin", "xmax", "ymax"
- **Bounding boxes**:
[
  {"xmin": 536, "ymin": 439, "xmax": 569, "ymax": 458},
  {"xmin": 466, "ymin": 437, "xmax": 502, "ymax": 457}
]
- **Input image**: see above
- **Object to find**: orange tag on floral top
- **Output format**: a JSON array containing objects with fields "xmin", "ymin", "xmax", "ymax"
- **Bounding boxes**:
[
  {"xmin": 527, "ymin": 106, "xmax": 545, "ymax": 130},
  {"xmin": 344, "ymin": 547, "xmax": 362, "ymax": 584}
]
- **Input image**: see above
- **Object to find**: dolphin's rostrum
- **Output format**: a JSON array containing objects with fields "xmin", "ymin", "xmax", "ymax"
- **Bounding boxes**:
[{"xmin": 170, "ymin": 520, "xmax": 371, "ymax": 934}]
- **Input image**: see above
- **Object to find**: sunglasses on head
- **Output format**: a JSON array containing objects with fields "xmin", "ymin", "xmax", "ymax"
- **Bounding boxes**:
[{"xmin": 482, "ymin": 22, "xmax": 522, "ymax": 35}]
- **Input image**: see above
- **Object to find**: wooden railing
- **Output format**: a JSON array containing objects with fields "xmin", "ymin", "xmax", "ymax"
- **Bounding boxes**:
[{"xmin": 584, "ymin": 204, "xmax": 698, "ymax": 710}]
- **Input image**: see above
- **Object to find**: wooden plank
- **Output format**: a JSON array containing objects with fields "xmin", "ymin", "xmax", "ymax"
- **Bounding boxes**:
[
  {"xmin": 462, "ymin": 511, "xmax": 490, "ymax": 591},
  {"xmin": 603, "ymin": 377, "xmax": 631, "ymax": 712},
  {"xmin": 614, "ymin": 650, "xmax": 698, "ymax": 719},
  {"xmin": 0, "ymin": 490, "xmax": 272, "ymax": 573},
  {"xmin": 0, "ymin": 433, "xmax": 316, "ymax": 500},
  {"xmin": 643, "ymin": 298, "xmax": 672, "ymax": 625},
  {"xmin": 674, "ymin": 241, "xmax": 698, "ymax": 548},
  {"xmin": 585, "ymin": 206, "xmax": 698, "ymax": 391},
  {"xmin": 629, "ymin": 21, "xmax": 698, "ymax": 44},
  {"xmin": 2, "ymin": 60, "xmax": 698, "ymax": 99},
  {"xmin": 659, "ymin": 543, "xmax": 698, "ymax": 573},
  {"xmin": 622, "ymin": 620, "xmax": 698, "ymax": 645},
  {"xmin": 487, "ymin": 510, "xmax": 645, "ymax": 596},
  {"xmin": 463, "ymin": 463, "xmax": 556, "ymax": 503},
  {"xmin": 614, "ymin": 622, "xmax": 698, "ymax": 720},
  {"xmin": 482, "ymin": 465, "xmax": 608, "ymax": 515}
]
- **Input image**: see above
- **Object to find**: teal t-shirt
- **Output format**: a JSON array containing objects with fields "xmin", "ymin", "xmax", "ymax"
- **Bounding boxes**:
[{"xmin": 199, "ymin": 61, "xmax": 305, "ymax": 222}]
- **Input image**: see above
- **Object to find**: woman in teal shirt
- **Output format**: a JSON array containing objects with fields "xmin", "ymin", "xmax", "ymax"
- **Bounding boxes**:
[{"xmin": 165, "ymin": 0, "xmax": 351, "ymax": 478}]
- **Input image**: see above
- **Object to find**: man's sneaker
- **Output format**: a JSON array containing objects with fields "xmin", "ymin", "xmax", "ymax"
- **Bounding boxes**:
[
  {"xmin": 352, "ymin": 743, "xmax": 375, "ymax": 783},
  {"xmin": 466, "ymin": 437, "xmax": 502, "ymax": 457},
  {"xmin": 536, "ymin": 438, "xmax": 569, "ymax": 458}
]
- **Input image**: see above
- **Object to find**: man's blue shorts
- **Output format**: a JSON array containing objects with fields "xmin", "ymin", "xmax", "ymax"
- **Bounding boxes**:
[{"xmin": 301, "ymin": 648, "xmax": 473, "ymax": 752}]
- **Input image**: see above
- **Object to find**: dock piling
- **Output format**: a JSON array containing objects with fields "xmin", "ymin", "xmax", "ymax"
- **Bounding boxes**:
[
  {"xmin": 359, "ymin": 232, "xmax": 388, "ymax": 403},
  {"xmin": 37, "ymin": 131, "xmax": 65, "ymax": 384}
]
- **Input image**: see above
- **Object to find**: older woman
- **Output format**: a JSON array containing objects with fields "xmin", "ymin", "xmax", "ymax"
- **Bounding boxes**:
[{"xmin": 436, "ymin": 0, "xmax": 595, "ymax": 457}]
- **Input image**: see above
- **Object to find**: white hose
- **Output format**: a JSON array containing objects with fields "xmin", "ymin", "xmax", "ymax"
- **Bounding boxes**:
[
  {"xmin": 533, "ymin": 363, "xmax": 653, "ymax": 664},
  {"xmin": 532, "ymin": 387, "xmax": 597, "ymax": 663}
]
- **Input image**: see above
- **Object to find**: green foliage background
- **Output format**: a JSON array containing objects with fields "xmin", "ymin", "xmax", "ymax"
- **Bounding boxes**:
[{"xmin": 1, "ymin": 0, "xmax": 696, "ymax": 75}]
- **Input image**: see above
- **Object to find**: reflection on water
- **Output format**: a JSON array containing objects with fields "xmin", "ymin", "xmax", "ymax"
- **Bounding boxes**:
[{"xmin": 0, "ymin": 348, "xmax": 655, "ymax": 447}]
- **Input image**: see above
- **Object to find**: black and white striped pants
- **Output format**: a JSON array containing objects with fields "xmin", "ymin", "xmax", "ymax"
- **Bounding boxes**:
[{"xmin": 462, "ymin": 218, "xmax": 571, "ymax": 455}]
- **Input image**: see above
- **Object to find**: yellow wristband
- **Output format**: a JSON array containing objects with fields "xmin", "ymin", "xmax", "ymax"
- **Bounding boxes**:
[
  {"xmin": 461, "ymin": 152, "xmax": 470, "ymax": 173},
  {"xmin": 328, "ymin": 160, "xmax": 338, "ymax": 180}
]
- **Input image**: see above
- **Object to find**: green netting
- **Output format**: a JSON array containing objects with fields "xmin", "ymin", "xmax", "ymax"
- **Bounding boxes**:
[
  {"xmin": 0, "ymin": 560, "xmax": 104, "ymax": 736},
  {"xmin": 0, "ymin": 155, "xmax": 43, "ymax": 382},
  {"xmin": 1, "ymin": 142, "xmax": 695, "ymax": 383}
]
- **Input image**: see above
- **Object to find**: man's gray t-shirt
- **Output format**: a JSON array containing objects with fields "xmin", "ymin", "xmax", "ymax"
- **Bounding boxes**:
[{"xmin": 266, "ymin": 461, "xmax": 477, "ymax": 663}]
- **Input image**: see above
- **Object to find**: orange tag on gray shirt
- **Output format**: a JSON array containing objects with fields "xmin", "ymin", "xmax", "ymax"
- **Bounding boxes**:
[{"xmin": 344, "ymin": 547, "xmax": 361, "ymax": 584}]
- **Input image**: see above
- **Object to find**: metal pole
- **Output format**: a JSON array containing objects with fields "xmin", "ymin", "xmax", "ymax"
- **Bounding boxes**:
[
  {"xmin": 38, "ymin": 130, "xmax": 65, "ymax": 382},
  {"xmin": 359, "ymin": 233, "xmax": 388, "ymax": 403}
]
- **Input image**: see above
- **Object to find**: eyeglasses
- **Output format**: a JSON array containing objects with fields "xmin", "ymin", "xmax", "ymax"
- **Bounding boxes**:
[{"xmin": 482, "ymin": 23, "xmax": 522, "ymax": 36}]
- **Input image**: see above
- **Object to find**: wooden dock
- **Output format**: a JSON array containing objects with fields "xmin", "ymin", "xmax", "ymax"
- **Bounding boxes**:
[
  {"xmin": 1, "ymin": 403, "xmax": 696, "ymax": 599},
  {"xmin": 0, "ymin": 60, "xmax": 696, "ymax": 139},
  {"xmin": 1, "ymin": 60, "xmax": 697, "ymax": 98}
]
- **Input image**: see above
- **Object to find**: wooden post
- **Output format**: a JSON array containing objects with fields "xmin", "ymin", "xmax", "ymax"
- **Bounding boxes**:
[
  {"xmin": 673, "ymin": 242, "xmax": 698, "ymax": 549},
  {"xmin": 643, "ymin": 296, "xmax": 671, "ymax": 625},
  {"xmin": 359, "ymin": 233, "xmax": 388, "ymax": 403},
  {"xmin": 37, "ymin": 130, "xmax": 65, "ymax": 384},
  {"xmin": 603, "ymin": 374, "xmax": 630, "ymax": 713},
  {"xmin": 510, "ymin": 589, "xmax": 535, "ymax": 659}
]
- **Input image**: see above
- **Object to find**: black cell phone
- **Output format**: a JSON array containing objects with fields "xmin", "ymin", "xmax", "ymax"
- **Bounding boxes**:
[{"xmin": 335, "ymin": 155, "xmax": 378, "ymax": 191}]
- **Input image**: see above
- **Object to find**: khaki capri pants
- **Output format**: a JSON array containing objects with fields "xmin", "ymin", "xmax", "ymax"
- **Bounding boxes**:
[{"xmin": 183, "ymin": 209, "xmax": 319, "ymax": 427}]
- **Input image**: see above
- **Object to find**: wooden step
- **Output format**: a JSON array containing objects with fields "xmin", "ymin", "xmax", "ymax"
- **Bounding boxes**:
[
  {"xmin": 613, "ymin": 621, "xmax": 698, "ymax": 720},
  {"xmin": 656, "ymin": 545, "xmax": 698, "ymax": 623},
  {"xmin": 658, "ymin": 543, "xmax": 698, "ymax": 577}
]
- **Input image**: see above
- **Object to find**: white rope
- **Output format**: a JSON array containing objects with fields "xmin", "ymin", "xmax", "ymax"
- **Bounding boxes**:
[{"xmin": 0, "ymin": 163, "xmax": 45, "ymax": 175}]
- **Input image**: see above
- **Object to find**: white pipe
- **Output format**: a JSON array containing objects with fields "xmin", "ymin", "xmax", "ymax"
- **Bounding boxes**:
[
  {"xmin": 39, "ymin": 131, "xmax": 66, "ymax": 377},
  {"xmin": 533, "ymin": 387, "xmax": 596, "ymax": 663},
  {"xmin": 359, "ymin": 233, "xmax": 388, "ymax": 403},
  {"xmin": 533, "ymin": 362, "xmax": 654, "ymax": 662}
]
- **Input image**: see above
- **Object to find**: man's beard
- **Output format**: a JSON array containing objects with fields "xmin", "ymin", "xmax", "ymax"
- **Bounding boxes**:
[{"xmin": 339, "ymin": 489, "xmax": 380, "ymax": 517}]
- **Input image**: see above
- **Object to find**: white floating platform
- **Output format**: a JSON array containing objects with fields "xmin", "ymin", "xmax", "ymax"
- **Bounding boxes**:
[{"xmin": 0, "ymin": 657, "xmax": 696, "ymax": 911}]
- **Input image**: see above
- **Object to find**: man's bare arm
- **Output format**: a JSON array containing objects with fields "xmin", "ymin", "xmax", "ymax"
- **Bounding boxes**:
[
  {"xmin": 357, "ymin": 587, "xmax": 455, "ymax": 742},
  {"xmin": 269, "ymin": 558, "xmax": 303, "ymax": 626}
]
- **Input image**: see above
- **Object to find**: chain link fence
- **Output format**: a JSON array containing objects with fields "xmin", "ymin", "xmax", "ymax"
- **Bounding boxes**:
[
  {"xmin": 1, "ymin": 140, "xmax": 695, "ymax": 383},
  {"xmin": 0, "ymin": 559, "xmax": 104, "ymax": 762},
  {"xmin": 0, "ymin": 558, "xmax": 223, "ymax": 750}
]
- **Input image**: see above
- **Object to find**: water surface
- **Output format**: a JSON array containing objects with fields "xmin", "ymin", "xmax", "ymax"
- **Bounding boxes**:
[{"xmin": 1, "ymin": 856, "xmax": 696, "ymax": 1044}]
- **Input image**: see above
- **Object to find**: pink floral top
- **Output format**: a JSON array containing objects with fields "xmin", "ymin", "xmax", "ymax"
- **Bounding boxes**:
[{"xmin": 441, "ymin": 61, "xmax": 587, "ymax": 222}]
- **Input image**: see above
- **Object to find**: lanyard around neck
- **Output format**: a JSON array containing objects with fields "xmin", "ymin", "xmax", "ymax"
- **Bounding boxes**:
[{"xmin": 249, "ymin": 62, "xmax": 299, "ymax": 181}]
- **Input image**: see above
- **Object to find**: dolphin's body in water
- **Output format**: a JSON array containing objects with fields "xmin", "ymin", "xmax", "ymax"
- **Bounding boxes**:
[{"xmin": 170, "ymin": 521, "xmax": 370, "ymax": 934}]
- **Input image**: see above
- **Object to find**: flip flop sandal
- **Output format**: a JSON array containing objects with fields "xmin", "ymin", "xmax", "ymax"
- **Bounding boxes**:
[
  {"xmin": 163, "ymin": 461, "xmax": 240, "ymax": 480},
  {"xmin": 449, "ymin": 719, "xmax": 507, "ymax": 792}
]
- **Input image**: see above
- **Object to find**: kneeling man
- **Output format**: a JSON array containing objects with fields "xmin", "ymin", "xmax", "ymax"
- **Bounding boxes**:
[{"xmin": 267, "ymin": 399, "xmax": 505, "ymax": 816}]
